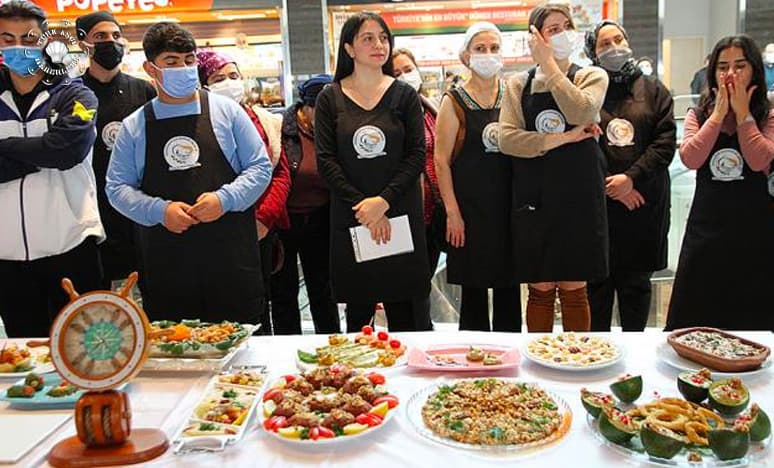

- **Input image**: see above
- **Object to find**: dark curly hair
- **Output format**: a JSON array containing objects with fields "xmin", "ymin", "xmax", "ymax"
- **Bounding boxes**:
[{"xmin": 142, "ymin": 22, "xmax": 196, "ymax": 62}]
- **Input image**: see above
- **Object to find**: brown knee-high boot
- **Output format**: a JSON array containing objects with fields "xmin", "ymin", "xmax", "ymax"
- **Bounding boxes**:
[
  {"xmin": 558, "ymin": 286, "xmax": 591, "ymax": 331},
  {"xmin": 526, "ymin": 286, "xmax": 556, "ymax": 332}
]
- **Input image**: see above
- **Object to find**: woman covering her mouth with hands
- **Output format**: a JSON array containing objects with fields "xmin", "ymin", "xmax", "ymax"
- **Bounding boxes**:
[
  {"xmin": 498, "ymin": 3, "xmax": 609, "ymax": 332},
  {"xmin": 314, "ymin": 12, "xmax": 432, "ymax": 332},
  {"xmin": 666, "ymin": 35, "xmax": 774, "ymax": 331}
]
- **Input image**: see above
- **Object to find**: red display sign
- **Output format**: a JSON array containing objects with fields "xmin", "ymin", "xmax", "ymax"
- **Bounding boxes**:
[
  {"xmin": 26, "ymin": 0, "xmax": 214, "ymax": 17},
  {"xmin": 380, "ymin": 6, "xmax": 532, "ymax": 34}
]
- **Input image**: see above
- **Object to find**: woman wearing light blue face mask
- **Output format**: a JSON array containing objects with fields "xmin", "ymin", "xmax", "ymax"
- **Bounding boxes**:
[
  {"xmin": 499, "ymin": 3, "xmax": 610, "ymax": 332},
  {"xmin": 584, "ymin": 20, "xmax": 676, "ymax": 332},
  {"xmin": 435, "ymin": 22, "xmax": 521, "ymax": 332}
]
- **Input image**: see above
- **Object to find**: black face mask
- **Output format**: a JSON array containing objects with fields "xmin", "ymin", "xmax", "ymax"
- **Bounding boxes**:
[{"xmin": 91, "ymin": 41, "xmax": 124, "ymax": 70}]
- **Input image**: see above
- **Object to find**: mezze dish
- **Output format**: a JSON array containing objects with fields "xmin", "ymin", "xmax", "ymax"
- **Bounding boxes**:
[{"xmin": 667, "ymin": 328, "xmax": 770, "ymax": 373}]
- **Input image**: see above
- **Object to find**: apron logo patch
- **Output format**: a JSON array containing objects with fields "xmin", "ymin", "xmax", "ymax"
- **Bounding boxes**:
[
  {"xmin": 482, "ymin": 122, "xmax": 501, "ymax": 153},
  {"xmin": 353, "ymin": 125, "xmax": 387, "ymax": 159},
  {"xmin": 535, "ymin": 109, "xmax": 566, "ymax": 134},
  {"xmin": 768, "ymin": 172, "xmax": 774, "ymax": 197},
  {"xmin": 606, "ymin": 118, "xmax": 635, "ymax": 147},
  {"xmin": 709, "ymin": 148, "xmax": 744, "ymax": 181},
  {"xmin": 101, "ymin": 121, "xmax": 122, "ymax": 150},
  {"xmin": 164, "ymin": 136, "xmax": 202, "ymax": 171}
]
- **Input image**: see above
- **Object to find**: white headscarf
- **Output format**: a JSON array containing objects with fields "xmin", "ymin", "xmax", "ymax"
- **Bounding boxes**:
[{"xmin": 459, "ymin": 22, "xmax": 503, "ymax": 61}]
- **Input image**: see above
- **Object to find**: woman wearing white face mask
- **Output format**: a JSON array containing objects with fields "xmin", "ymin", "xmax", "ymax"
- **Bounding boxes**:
[
  {"xmin": 197, "ymin": 50, "xmax": 291, "ymax": 334},
  {"xmin": 435, "ymin": 22, "xmax": 521, "ymax": 332},
  {"xmin": 583, "ymin": 20, "xmax": 676, "ymax": 332},
  {"xmin": 499, "ymin": 3, "xmax": 609, "ymax": 332},
  {"xmin": 392, "ymin": 48, "xmax": 443, "ymax": 277}
]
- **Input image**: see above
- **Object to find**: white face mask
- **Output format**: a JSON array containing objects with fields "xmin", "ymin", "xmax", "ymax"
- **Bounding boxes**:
[
  {"xmin": 765, "ymin": 52, "xmax": 774, "ymax": 65},
  {"xmin": 550, "ymin": 30, "xmax": 578, "ymax": 61},
  {"xmin": 397, "ymin": 69, "xmax": 423, "ymax": 92},
  {"xmin": 209, "ymin": 78, "xmax": 245, "ymax": 102},
  {"xmin": 469, "ymin": 53, "xmax": 503, "ymax": 78},
  {"xmin": 639, "ymin": 63, "xmax": 653, "ymax": 76}
]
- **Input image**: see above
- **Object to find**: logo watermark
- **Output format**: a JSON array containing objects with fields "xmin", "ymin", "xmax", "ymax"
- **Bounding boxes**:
[{"xmin": 35, "ymin": 19, "xmax": 83, "ymax": 82}]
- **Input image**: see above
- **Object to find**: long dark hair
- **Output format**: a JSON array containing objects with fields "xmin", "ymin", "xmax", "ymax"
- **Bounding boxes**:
[
  {"xmin": 696, "ymin": 35, "xmax": 770, "ymax": 128},
  {"xmin": 334, "ymin": 12, "xmax": 394, "ymax": 82}
]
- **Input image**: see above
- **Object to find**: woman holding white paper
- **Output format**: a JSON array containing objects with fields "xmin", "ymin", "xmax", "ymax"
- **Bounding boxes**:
[
  {"xmin": 315, "ymin": 12, "xmax": 432, "ymax": 332},
  {"xmin": 434, "ymin": 22, "xmax": 521, "ymax": 332}
]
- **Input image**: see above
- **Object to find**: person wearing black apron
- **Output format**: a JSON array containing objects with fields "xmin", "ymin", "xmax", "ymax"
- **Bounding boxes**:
[
  {"xmin": 77, "ymin": 11, "xmax": 156, "ymax": 287},
  {"xmin": 584, "ymin": 21, "xmax": 676, "ymax": 331},
  {"xmin": 499, "ymin": 4, "xmax": 610, "ymax": 332},
  {"xmin": 434, "ymin": 22, "xmax": 520, "ymax": 332},
  {"xmin": 105, "ymin": 23, "xmax": 273, "ymax": 324},
  {"xmin": 315, "ymin": 13, "xmax": 431, "ymax": 332},
  {"xmin": 667, "ymin": 35, "xmax": 774, "ymax": 331}
]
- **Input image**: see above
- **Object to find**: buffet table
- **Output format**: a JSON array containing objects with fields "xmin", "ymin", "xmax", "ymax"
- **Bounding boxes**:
[{"xmin": 2, "ymin": 329, "xmax": 772, "ymax": 468}]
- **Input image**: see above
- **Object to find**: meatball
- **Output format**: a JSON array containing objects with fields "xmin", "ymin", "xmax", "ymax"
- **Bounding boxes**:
[
  {"xmin": 341, "ymin": 396, "xmax": 372, "ymax": 416},
  {"xmin": 304, "ymin": 368, "xmax": 330, "ymax": 390},
  {"xmin": 356, "ymin": 385, "xmax": 377, "ymax": 403},
  {"xmin": 342, "ymin": 375, "xmax": 372, "ymax": 395},
  {"xmin": 287, "ymin": 412, "xmax": 321, "ymax": 428},
  {"xmin": 287, "ymin": 379, "xmax": 314, "ymax": 396},
  {"xmin": 330, "ymin": 368, "xmax": 355, "ymax": 389},
  {"xmin": 322, "ymin": 408, "xmax": 355, "ymax": 429},
  {"xmin": 309, "ymin": 394, "xmax": 341, "ymax": 413},
  {"xmin": 273, "ymin": 400, "xmax": 306, "ymax": 418},
  {"xmin": 281, "ymin": 389, "xmax": 306, "ymax": 404}
]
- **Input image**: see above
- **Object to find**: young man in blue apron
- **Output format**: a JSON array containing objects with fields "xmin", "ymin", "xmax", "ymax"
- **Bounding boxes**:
[
  {"xmin": 106, "ymin": 22, "xmax": 273, "ymax": 324},
  {"xmin": 77, "ymin": 11, "xmax": 156, "ymax": 288}
]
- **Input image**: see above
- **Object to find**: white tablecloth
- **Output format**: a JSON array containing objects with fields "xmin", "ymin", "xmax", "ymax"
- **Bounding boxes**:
[{"xmin": 3, "ymin": 330, "xmax": 773, "ymax": 468}]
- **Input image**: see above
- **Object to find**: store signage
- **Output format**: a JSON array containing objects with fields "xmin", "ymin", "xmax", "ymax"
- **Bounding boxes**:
[
  {"xmin": 380, "ymin": 6, "xmax": 531, "ymax": 34},
  {"xmin": 27, "ymin": 0, "xmax": 214, "ymax": 15}
]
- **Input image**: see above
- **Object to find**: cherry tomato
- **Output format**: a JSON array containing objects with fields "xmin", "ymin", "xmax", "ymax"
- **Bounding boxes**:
[
  {"xmin": 377, "ymin": 331, "xmax": 389, "ymax": 341},
  {"xmin": 373, "ymin": 395, "xmax": 399, "ymax": 409},
  {"xmin": 355, "ymin": 413, "xmax": 383, "ymax": 427},
  {"xmin": 361, "ymin": 325, "xmax": 373, "ymax": 336},
  {"xmin": 282, "ymin": 375, "xmax": 297, "ymax": 384},
  {"xmin": 389, "ymin": 339, "xmax": 401, "ymax": 349},
  {"xmin": 317, "ymin": 426, "xmax": 335, "ymax": 438},
  {"xmin": 330, "ymin": 363, "xmax": 347, "ymax": 374},
  {"xmin": 366, "ymin": 372, "xmax": 386, "ymax": 385},
  {"xmin": 262, "ymin": 388, "xmax": 283, "ymax": 403},
  {"xmin": 309, "ymin": 427, "xmax": 320, "ymax": 440},
  {"xmin": 263, "ymin": 415, "xmax": 288, "ymax": 432}
]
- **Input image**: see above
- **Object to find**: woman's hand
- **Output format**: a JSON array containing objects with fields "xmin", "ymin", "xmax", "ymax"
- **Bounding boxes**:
[
  {"xmin": 728, "ymin": 72, "xmax": 756, "ymax": 125},
  {"xmin": 368, "ymin": 216, "xmax": 392, "ymax": 245},
  {"xmin": 446, "ymin": 210, "xmax": 465, "ymax": 248},
  {"xmin": 564, "ymin": 123, "xmax": 601, "ymax": 144},
  {"xmin": 528, "ymin": 26, "xmax": 555, "ymax": 68},
  {"xmin": 618, "ymin": 189, "xmax": 645, "ymax": 211},
  {"xmin": 709, "ymin": 75, "xmax": 730, "ymax": 124},
  {"xmin": 353, "ymin": 196, "xmax": 389, "ymax": 227},
  {"xmin": 605, "ymin": 174, "xmax": 634, "ymax": 200}
]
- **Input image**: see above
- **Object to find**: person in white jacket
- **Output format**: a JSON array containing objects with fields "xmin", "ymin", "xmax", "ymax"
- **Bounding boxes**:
[{"xmin": 0, "ymin": 0, "xmax": 104, "ymax": 338}]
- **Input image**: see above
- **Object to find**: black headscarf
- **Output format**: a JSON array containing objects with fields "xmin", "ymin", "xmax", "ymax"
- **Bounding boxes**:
[{"xmin": 584, "ymin": 20, "xmax": 642, "ymax": 88}]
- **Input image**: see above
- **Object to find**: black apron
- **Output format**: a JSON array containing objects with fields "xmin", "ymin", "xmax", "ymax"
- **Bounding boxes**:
[
  {"xmin": 446, "ymin": 84, "xmax": 516, "ymax": 288},
  {"xmin": 667, "ymin": 114, "xmax": 774, "ymax": 331},
  {"xmin": 328, "ymin": 83, "xmax": 429, "ymax": 303},
  {"xmin": 136, "ymin": 91, "xmax": 263, "ymax": 323},
  {"xmin": 83, "ymin": 72, "xmax": 154, "ymax": 281},
  {"xmin": 511, "ymin": 65, "xmax": 609, "ymax": 283},
  {"xmin": 599, "ymin": 77, "xmax": 670, "ymax": 272}
]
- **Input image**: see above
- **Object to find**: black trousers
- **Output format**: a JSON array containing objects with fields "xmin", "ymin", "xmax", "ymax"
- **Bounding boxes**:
[
  {"xmin": 588, "ymin": 269, "xmax": 653, "ymax": 331},
  {"xmin": 270, "ymin": 207, "xmax": 340, "ymax": 335},
  {"xmin": 255, "ymin": 232, "xmax": 275, "ymax": 335},
  {"xmin": 459, "ymin": 286, "xmax": 522, "ymax": 332},
  {"xmin": 345, "ymin": 297, "xmax": 432, "ymax": 333},
  {"xmin": 0, "ymin": 237, "xmax": 102, "ymax": 338}
]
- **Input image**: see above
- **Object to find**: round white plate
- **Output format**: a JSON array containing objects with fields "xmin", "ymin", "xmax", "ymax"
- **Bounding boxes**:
[
  {"xmin": 521, "ymin": 336, "xmax": 625, "ymax": 372},
  {"xmin": 405, "ymin": 378, "xmax": 572, "ymax": 456},
  {"xmin": 655, "ymin": 342, "xmax": 772, "ymax": 378},
  {"xmin": 294, "ymin": 334, "xmax": 409, "ymax": 373},
  {"xmin": 260, "ymin": 399, "xmax": 397, "ymax": 445}
]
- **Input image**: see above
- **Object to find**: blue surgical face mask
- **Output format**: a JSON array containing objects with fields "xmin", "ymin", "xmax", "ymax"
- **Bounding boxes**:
[
  {"xmin": 2, "ymin": 46, "xmax": 43, "ymax": 76},
  {"xmin": 151, "ymin": 62, "xmax": 199, "ymax": 98}
]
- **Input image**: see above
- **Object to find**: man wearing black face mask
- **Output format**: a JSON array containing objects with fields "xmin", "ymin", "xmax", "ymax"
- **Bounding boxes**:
[
  {"xmin": 76, "ymin": 11, "xmax": 156, "ymax": 288},
  {"xmin": 584, "ymin": 20, "xmax": 676, "ymax": 332}
]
